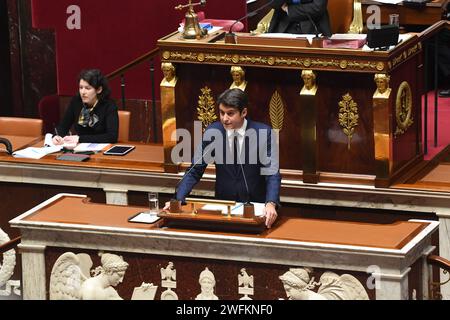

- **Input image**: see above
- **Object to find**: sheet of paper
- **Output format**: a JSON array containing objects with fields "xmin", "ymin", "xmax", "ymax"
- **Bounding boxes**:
[
  {"xmin": 201, "ymin": 202, "xmax": 265, "ymax": 217},
  {"xmin": 12, "ymin": 146, "xmax": 62, "ymax": 159},
  {"xmin": 129, "ymin": 212, "xmax": 161, "ymax": 224},
  {"xmin": 73, "ymin": 143, "xmax": 110, "ymax": 152},
  {"xmin": 372, "ymin": 0, "xmax": 403, "ymax": 4}
]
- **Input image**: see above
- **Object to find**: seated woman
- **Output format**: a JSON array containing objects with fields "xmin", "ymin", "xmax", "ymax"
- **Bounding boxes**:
[{"xmin": 53, "ymin": 69, "xmax": 118, "ymax": 147}]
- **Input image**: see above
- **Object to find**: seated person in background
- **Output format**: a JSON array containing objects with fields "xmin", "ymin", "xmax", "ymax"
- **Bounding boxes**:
[
  {"xmin": 53, "ymin": 69, "xmax": 118, "ymax": 147},
  {"xmin": 268, "ymin": 0, "xmax": 332, "ymax": 37},
  {"xmin": 164, "ymin": 89, "xmax": 281, "ymax": 228}
]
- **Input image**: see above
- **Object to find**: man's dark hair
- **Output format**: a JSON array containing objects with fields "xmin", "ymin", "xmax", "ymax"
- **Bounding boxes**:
[
  {"xmin": 217, "ymin": 88, "xmax": 248, "ymax": 113},
  {"xmin": 78, "ymin": 69, "xmax": 111, "ymax": 101}
]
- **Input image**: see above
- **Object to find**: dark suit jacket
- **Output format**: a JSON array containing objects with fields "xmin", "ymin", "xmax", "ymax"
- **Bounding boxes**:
[
  {"xmin": 268, "ymin": 0, "xmax": 332, "ymax": 37},
  {"xmin": 176, "ymin": 119, "xmax": 281, "ymax": 205}
]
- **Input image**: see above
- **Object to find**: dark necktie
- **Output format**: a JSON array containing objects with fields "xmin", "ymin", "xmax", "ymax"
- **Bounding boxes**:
[{"xmin": 233, "ymin": 133, "xmax": 240, "ymax": 174}]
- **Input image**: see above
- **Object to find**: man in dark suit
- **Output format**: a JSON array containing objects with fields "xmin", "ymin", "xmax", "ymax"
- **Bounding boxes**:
[
  {"xmin": 165, "ymin": 89, "xmax": 281, "ymax": 228},
  {"xmin": 268, "ymin": 0, "xmax": 332, "ymax": 37}
]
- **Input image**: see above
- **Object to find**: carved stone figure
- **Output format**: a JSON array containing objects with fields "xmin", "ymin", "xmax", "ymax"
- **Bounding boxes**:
[
  {"xmin": 279, "ymin": 268, "xmax": 369, "ymax": 300},
  {"xmin": 195, "ymin": 267, "xmax": 218, "ymax": 300},
  {"xmin": 50, "ymin": 251, "xmax": 150, "ymax": 300},
  {"xmin": 238, "ymin": 268, "xmax": 254, "ymax": 300},
  {"xmin": 160, "ymin": 261, "xmax": 178, "ymax": 300},
  {"xmin": 161, "ymin": 261, "xmax": 176, "ymax": 281},
  {"xmin": 229, "ymin": 66, "xmax": 248, "ymax": 91},
  {"xmin": 238, "ymin": 268, "xmax": 254, "ymax": 289}
]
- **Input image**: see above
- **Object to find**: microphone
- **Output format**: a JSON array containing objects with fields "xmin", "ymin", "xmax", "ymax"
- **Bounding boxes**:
[
  {"xmin": 225, "ymin": 0, "xmax": 275, "ymax": 44},
  {"xmin": 234, "ymin": 136, "xmax": 255, "ymax": 218},
  {"xmin": 304, "ymin": 12, "xmax": 322, "ymax": 48},
  {"xmin": 0, "ymin": 137, "xmax": 12, "ymax": 155},
  {"xmin": 170, "ymin": 141, "xmax": 214, "ymax": 212}
]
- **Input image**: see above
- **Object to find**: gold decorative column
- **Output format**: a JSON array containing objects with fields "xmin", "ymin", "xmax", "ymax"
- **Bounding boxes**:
[
  {"xmin": 300, "ymin": 70, "xmax": 319, "ymax": 184},
  {"xmin": 161, "ymin": 62, "xmax": 179, "ymax": 173},
  {"xmin": 372, "ymin": 73, "xmax": 393, "ymax": 184},
  {"xmin": 349, "ymin": 0, "xmax": 363, "ymax": 34}
]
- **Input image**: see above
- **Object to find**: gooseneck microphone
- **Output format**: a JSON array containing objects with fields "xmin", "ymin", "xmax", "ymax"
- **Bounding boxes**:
[
  {"xmin": 225, "ymin": 0, "xmax": 275, "ymax": 44},
  {"xmin": 0, "ymin": 138, "xmax": 13, "ymax": 155},
  {"xmin": 304, "ymin": 12, "xmax": 320, "ymax": 38},
  {"xmin": 234, "ymin": 135, "xmax": 255, "ymax": 218},
  {"xmin": 170, "ymin": 142, "xmax": 214, "ymax": 212}
]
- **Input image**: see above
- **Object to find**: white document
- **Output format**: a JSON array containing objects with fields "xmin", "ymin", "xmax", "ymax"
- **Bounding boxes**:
[
  {"xmin": 372, "ymin": 0, "xmax": 403, "ymax": 4},
  {"xmin": 259, "ymin": 33, "xmax": 318, "ymax": 45},
  {"xmin": 12, "ymin": 146, "xmax": 62, "ymax": 159},
  {"xmin": 201, "ymin": 202, "xmax": 265, "ymax": 217},
  {"xmin": 129, "ymin": 212, "xmax": 161, "ymax": 224},
  {"xmin": 73, "ymin": 143, "xmax": 110, "ymax": 153}
]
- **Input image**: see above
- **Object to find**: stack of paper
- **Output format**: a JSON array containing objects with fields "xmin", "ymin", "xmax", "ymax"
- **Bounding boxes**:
[{"xmin": 12, "ymin": 146, "xmax": 62, "ymax": 159}]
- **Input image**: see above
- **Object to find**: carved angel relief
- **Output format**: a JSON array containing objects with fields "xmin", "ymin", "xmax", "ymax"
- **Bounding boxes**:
[
  {"xmin": 279, "ymin": 268, "xmax": 369, "ymax": 300},
  {"xmin": 50, "ymin": 252, "xmax": 157, "ymax": 300}
]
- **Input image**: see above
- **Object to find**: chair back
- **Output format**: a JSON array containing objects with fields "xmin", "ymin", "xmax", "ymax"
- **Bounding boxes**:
[
  {"xmin": 0, "ymin": 117, "xmax": 43, "ymax": 137},
  {"xmin": 118, "ymin": 110, "xmax": 131, "ymax": 142},
  {"xmin": 328, "ymin": 0, "xmax": 355, "ymax": 34},
  {"xmin": 38, "ymin": 95, "xmax": 61, "ymax": 134}
]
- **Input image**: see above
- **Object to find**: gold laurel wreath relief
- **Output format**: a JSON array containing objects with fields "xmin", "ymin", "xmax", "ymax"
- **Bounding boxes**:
[
  {"xmin": 395, "ymin": 81, "xmax": 413, "ymax": 136},
  {"xmin": 269, "ymin": 91, "xmax": 285, "ymax": 131},
  {"xmin": 338, "ymin": 93, "xmax": 359, "ymax": 150},
  {"xmin": 197, "ymin": 87, "xmax": 217, "ymax": 131}
]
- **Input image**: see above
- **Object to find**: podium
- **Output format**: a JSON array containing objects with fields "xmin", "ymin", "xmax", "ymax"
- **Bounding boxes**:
[
  {"xmin": 11, "ymin": 194, "xmax": 439, "ymax": 300},
  {"xmin": 157, "ymin": 31, "xmax": 423, "ymax": 187}
]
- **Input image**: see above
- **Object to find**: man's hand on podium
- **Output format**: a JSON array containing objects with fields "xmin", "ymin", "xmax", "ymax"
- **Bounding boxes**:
[{"xmin": 264, "ymin": 202, "xmax": 278, "ymax": 229}]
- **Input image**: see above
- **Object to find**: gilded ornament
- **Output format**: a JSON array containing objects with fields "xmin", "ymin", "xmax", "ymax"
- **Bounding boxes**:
[
  {"xmin": 197, "ymin": 87, "xmax": 217, "ymax": 130},
  {"xmin": 338, "ymin": 93, "xmax": 359, "ymax": 150},
  {"xmin": 232, "ymin": 55, "xmax": 240, "ymax": 64},
  {"xmin": 395, "ymin": 81, "xmax": 413, "ymax": 136},
  {"xmin": 269, "ymin": 91, "xmax": 285, "ymax": 131},
  {"xmin": 229, "ymin": 66, "xmax": 248, "ymax": 91},
  {"xmin": 340, "ymin": 60, "xmax": 348, "ymax": 69},
  {"xmin": 268, "ymin": 57, "xmax": 276, "ymax": 66},
  {"xmin": 197, "ymin": 53, "xmax": 205, "ymax": 62},
  {"xmin": 376, "ymin": 62, "xmax": 385, "ymax": 71},
  {"xmin": 162, "ymin": 51, "xmax": 171, "ymax": 60}
]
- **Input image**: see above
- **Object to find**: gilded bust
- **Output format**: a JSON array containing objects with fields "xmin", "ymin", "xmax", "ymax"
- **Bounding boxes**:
[{"xmin": 229, "ymin": 66, "xmax": 247, "ymax": 91}]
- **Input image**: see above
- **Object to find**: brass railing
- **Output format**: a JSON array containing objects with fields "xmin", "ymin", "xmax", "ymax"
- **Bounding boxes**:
[{"xmin": 106, "ymin": 47, "xmax": 160, "ymax": 143}]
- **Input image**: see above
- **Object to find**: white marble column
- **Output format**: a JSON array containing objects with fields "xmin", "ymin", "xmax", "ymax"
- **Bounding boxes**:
[
  {"xmin": 373, "ymin": 267, "xmax": 411, "ymax": 300},
  {"xmin": 435, "ymin": 212, "xmax": 450, "ymax": 300},
  {"xmin": 421, "ymin": 246, "xmax": 436, "ymax": 300},
  {"xmin": 18, "ymin": 244, "xmax": 46, "ymax": 300},
  {"xmin": 104, "ymin": 188, "xmax": 128, "ymax": 205}
]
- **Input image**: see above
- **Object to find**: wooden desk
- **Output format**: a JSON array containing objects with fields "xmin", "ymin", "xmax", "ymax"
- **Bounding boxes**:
[
  {"xmin": 0, "ymin": 135, "xmax": 42, "ymax": 153},
  {"xmin": 362, "ymin": 0, "xmax": 448, "ymax": 28},
  {"xmin": 11, "ymin": 194, "xmax": 438, "ymax": 300}
]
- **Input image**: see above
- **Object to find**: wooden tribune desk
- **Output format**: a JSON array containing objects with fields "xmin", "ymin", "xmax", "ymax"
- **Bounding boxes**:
[
  {"xmin": 11, "ymin": 194, "xmax": 438, "ymax": 300},
  {"xmin": 157, "ymin": 31, "xmax": 423, "ymax": 187}
]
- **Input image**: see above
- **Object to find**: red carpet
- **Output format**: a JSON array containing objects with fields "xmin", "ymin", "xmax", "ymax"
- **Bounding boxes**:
[{"xmin": 422, "ymin": 91, "xmax": 450, "ymax": 160}]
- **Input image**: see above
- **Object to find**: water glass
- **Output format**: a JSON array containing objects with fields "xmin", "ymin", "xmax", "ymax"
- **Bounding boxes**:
[
  {"xmin": 389, "ymin": 14, "xmax": 400, "ymax": 27},
  {"xmin": 148, "ymin": 192, "xmax": 159, "ymax": 215}
]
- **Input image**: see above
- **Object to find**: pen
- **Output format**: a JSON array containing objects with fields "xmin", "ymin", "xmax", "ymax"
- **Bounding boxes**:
[{"xmin": 231, "ymin": 203, "xmax": 244, "ymax": 211}]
